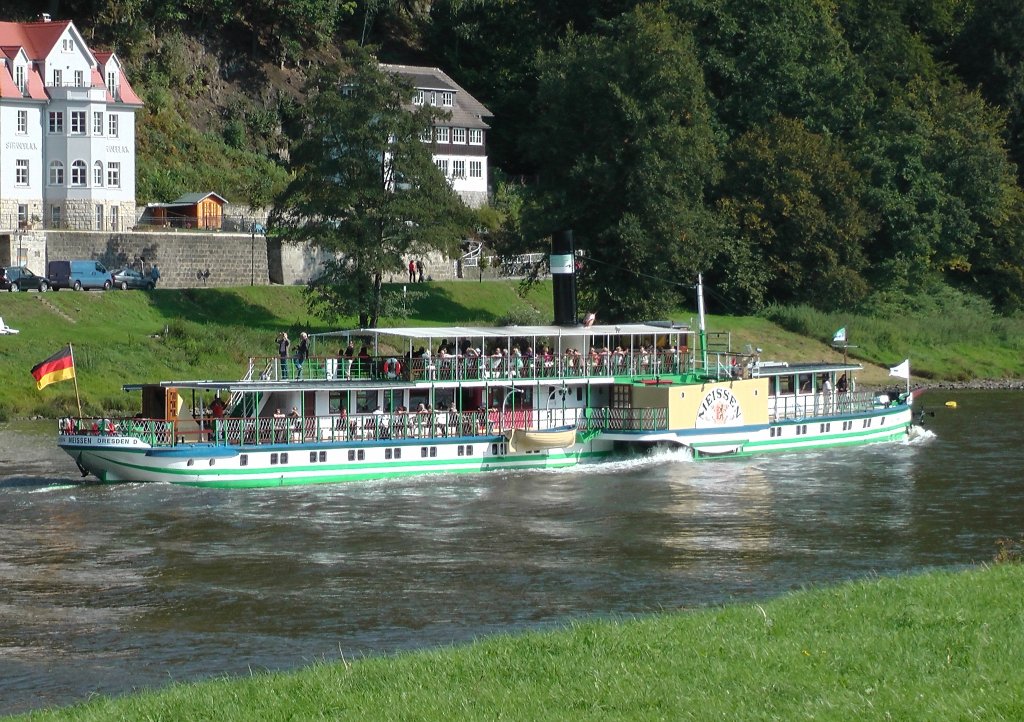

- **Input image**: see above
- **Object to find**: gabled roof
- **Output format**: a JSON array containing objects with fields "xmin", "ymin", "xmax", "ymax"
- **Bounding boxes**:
[
  {"xmin": 0, "ymin": 20, "xmax": 144, "ymax": 106},
  {"xmin": 174, "ymin": 192, "xmax": 228, "ymax": 205},
  {"xmin": 381, "ymin": 63, "xmax": 493, "ymax": 130},
  {"xmin": 0, "ymin": 20, "xmax": 72, "ymax": 59},
  {"xmin": 145, "ymin": 192, "xmax": 229, "ymax": 209}
]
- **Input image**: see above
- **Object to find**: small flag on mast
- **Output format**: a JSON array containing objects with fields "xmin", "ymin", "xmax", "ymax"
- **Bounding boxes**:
[
  {"xmin": 832, "ymin": 327, "xmax": 847, "ymax": 344},
  {"xmin": 889, "ymin": 359, "xmax": 910, "ymax": 380},
  {"xmin": 31, "ymin": 346, "xmax": 76, "ymax": 390}
]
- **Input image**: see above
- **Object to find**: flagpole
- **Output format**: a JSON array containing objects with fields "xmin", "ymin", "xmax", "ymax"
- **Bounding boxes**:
[
  {"xmin": 69, "ymin": 344, "xmax": 83, "ymax": 418},
  {"xmin": 906, "ymin": 358, "xmax": 911, "ymax": 396}
]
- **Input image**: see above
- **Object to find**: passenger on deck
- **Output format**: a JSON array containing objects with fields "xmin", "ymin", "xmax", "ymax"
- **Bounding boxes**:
[{"xmin": 836, "ymin": 374, "xmax": 848, "ymax": 393}]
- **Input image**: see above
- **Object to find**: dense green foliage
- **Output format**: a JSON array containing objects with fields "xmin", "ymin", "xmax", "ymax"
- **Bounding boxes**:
[
  {"xmin": 13, "ymin": 564, "xmax": 1024, "ymax": 720},
  {"xmin": 6, "ymin": 0, "xmax": 1024, "ymax": 317}
]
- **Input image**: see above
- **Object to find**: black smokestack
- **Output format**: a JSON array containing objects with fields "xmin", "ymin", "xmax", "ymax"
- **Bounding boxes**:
[{"xmin": 551, "ymin": 230, "xmax": 577, "ymax": 326}]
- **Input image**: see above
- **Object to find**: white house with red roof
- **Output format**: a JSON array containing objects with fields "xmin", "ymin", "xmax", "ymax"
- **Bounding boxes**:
[
  {"xmin": 381, "ymin": 64, "xmax": 492, "ymax": 208},
  {"xmin": 0, "ymin": 17, "xmax": 143, "ymax": 232}
]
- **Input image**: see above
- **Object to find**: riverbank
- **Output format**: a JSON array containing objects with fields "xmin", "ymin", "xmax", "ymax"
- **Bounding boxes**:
[{"xmin": 11, "ymin": 561, "xmax": 1023, "ymax": 721}]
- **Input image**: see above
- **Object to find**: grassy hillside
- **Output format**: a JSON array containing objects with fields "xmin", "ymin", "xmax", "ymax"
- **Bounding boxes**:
[{"xmin": 1, "ymin": 281, "xmax": 1020, "ymax": 420}]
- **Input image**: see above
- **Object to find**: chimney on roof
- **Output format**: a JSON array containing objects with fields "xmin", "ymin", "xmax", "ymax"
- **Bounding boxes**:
[{"xmin": 39, "ymin": 13, "xmax": 52, "ymax": 22}]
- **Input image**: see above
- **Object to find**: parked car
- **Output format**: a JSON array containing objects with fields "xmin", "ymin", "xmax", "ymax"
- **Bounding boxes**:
[
  {"xmin": 1, "ymin": 266, "xmax": 49, "ymax": 292},
  {"xmin": 47, "ymin": 260, "xmax": 112, "ymax": 291},
  {"xmin": 110, "ymin": 267, "xmax": 155, "ymax": 290}
]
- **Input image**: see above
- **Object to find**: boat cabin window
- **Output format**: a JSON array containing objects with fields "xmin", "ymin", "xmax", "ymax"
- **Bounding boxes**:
[
  {"xmin": 355, "ymin": 390, "xmax": 377, "ymax": 413},
  {"xmin": 433, "ymin": 389, "xmax": 455, "ymax": 409},
  {"xmin": 798, "ymin": 374, "xmax": 813, "ymax": 393},
  {"xmin": 778, "ymin": 375, "xmax": 795, "ymax": 395},
  {"xmin": 329, "ymin": 391, "xmax": 349, "ymax": 414},
  {"xmin": 409, "ymin": 389, "xmax": 431, "ymax": 410}
]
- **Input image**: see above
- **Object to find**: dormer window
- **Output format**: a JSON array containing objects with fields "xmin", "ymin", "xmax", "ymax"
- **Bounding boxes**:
[
  {"xmin": 106, "ymin": 70, "xmax": 117, "ymax": 97},
  {"xmin": 15, "ymin": 65, "xmax": 26, "ymax": 93},
  {"xmin": 441, "ymin": 91, "xmax": 453, "ymax": 107}
]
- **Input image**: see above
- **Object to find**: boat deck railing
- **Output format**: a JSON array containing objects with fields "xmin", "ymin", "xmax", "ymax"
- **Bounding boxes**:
[
  {"xmin": 254, "ymin": 350, "xmax": 704, "ymax": 384},
  {"xmin": 768, "ymin": 390, "xmax": 886, "ymax": 421},
  {"xmin": 60, "ymin": 407, "xmax": 588, "ymax": 448}
]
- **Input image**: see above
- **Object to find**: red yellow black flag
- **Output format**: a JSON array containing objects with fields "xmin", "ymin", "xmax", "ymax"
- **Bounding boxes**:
[{"xmin": 31, "ymin": 346, "xmax": 76, "ymax": 390}]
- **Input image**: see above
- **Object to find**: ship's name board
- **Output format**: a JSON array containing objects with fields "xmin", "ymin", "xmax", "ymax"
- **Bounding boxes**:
[{"xmin": 59, "ymin": 434, "xmax": 146, "ymax": 447}]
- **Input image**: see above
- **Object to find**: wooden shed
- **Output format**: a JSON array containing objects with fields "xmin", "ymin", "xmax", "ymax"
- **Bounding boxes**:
[{"xmin": 140, "ymin": 192, "xmax": 228, "ymax": 230}]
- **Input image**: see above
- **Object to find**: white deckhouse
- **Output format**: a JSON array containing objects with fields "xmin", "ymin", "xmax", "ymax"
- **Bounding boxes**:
[
  {"xmin": 381, "ymin": 63, "xmax": 492, "ymax": 208},
  {"xmin": 0, "ymin": 17, "xmax": 143, "ymax": 232}
]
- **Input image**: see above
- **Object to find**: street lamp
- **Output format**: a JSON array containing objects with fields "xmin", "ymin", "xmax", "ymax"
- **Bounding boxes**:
[{"xmin": 250, "ymin": 222, "xmax": 255, "ymax": 286}]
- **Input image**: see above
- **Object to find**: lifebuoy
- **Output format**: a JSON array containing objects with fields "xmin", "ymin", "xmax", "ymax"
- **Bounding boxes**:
[{"xmin": 384, "ymin": 357, "xmax": 399, "ymax": 379}]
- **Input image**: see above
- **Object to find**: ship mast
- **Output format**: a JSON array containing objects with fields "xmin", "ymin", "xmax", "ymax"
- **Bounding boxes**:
[{"xmin": 696, "ymin": 274, "xmax": 708, "ymax": 372}]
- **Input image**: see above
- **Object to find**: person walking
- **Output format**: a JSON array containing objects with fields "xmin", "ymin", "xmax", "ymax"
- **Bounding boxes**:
[
  {"xmin": 408, "ymin": 259, "xmax": 416, "ymax": 283},
  {"xmin": 277, "ymin": 332, "xmax": 290, "ymax": 379},
  {"xmin": 416, "ymin": 259, "xmax": 425, "ymax": 282},
  {"xmin": 294, "ymin": 332, "xmax": 309, "ymax": 378}
]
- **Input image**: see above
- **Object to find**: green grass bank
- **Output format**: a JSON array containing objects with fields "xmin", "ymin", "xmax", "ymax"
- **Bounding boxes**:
[
  {"xmin": 1, "ymin": 281, "xmax": 1022, "ymax": 420},
  {"xmin": 12, "ymin": 563, "xmax": 1023, "ymax": 721}
]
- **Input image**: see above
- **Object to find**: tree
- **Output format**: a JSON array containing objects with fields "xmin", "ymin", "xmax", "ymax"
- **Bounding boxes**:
[
  {"xmin": 721, "ymin": 116, "xmax": 873, "ymax": 310},
  {"xmin": 525, "ymin": 3, "xmax": 721, "ymax": 321},
  {"xmin": 269, "ymin": 43, "xmax": 474, "ymax": 327}
]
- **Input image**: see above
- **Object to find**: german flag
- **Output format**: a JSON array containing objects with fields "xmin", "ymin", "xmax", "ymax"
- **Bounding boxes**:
[{"xmin": 31, "ymin": 347, "xmax": 76, "ymax": 390}]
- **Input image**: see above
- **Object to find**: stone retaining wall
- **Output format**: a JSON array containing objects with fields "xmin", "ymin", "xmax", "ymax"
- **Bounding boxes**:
[{"xmin": 38, "ymin": 230, "xmax": 270, "ymax": 288}]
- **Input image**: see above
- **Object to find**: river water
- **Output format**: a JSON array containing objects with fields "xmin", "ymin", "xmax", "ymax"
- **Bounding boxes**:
[{"xmin": 2, "ymin": 390, "xmax": 1022, "ymax": 715}]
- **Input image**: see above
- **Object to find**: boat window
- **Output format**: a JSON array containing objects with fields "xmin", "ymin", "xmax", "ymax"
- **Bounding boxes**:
[
  {"xmin": 433, "ymin": 389, "xmax": 455, "ymax": 408},
  {"xmin": 271, "ymin": 453, "xmax": 278, "ymax": 464},
  {"xmin": 319, "ymin": 451, "xmax": 326, "ymax": 462},
  {"xmin": 409, "ymin": 389, "xmax": 430, "ymax": 409},
  {"xmin": 421, "ymin": 447, "xmax": 429, "ymax": 458},
  {"xmin": 458, "ymin": 445, "xmax": 465, "ymax": 456},
  {"xmin": 778, "ymin": 375, "xmax": 794, "ymax": 394},
  {"xmin": 329, "ymin": 391, "xmax": 349, "ymax": 414},
  {"xmin": 357, "ymin": 450, "xmax": 365, "ymax": 460},
  {"xmin": 209, "ymin": 459, "xmax": 215, "ymax": 466},
  {"xmin": 281, "ymin": 453, "xmax": 288, "ymax": 463},
  {"xmin": 386, "ymin": 448, "xmax": 393, "ymax": 460},
  {"xmin": 467, "ymin": 444, "xmax": 474, "ymax": 455},
  {"xmin": 430, "ymin": 447, "xmax": 437, "ymax": 457},
  {"xmin": 310, "ymin": 452, "xmax": 317, "ymax": 463},
  {"xmin": 394, "ymin": 448, "xmax": 402, "ymax": 459},
  {"xmin": 348, "ymin": 450, "xmax": 355, "ymax": 461},
  {"xmin": 240, "ymin": 454, "xmax": 248, "ymax": 466},
  {"xmin": 798, "ymin": 374, "xmax": 812, "ymax": 393},
  {"xmin": 355, "ymin": 390, "xmax": 377, "ymax": 413},
  {"xmin": 187, "ymin": 459, "xmax": 195, "ymax": 466}
]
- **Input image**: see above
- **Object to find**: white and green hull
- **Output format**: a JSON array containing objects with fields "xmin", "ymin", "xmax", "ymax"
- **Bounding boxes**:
[{"xmin": 60, "ymin": 434, "xmax": 615, "ymax": 489}]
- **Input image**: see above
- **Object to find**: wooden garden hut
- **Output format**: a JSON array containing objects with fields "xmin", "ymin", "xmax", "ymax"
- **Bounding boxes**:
[{"xmin": 141, "ymin": 192, "xmax": 228, "ymax": 230}]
